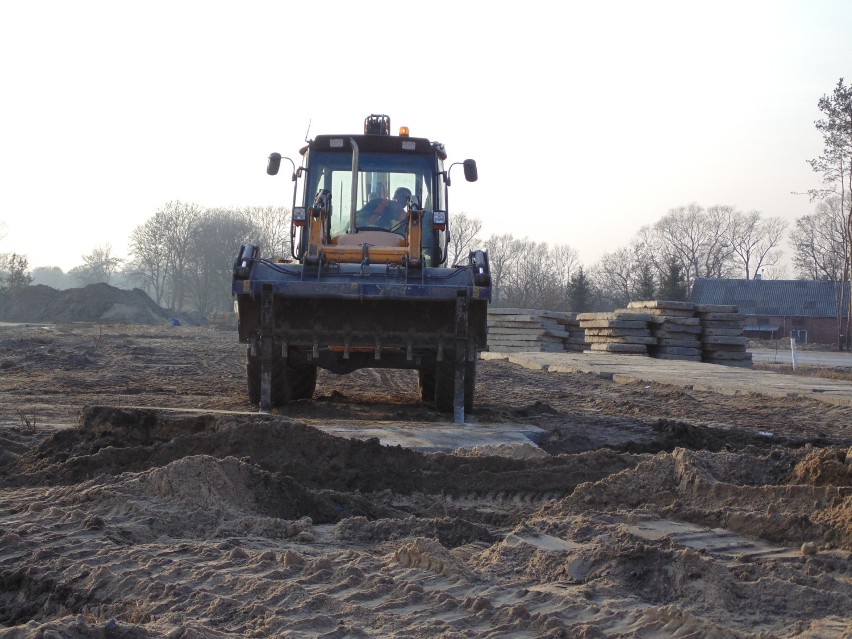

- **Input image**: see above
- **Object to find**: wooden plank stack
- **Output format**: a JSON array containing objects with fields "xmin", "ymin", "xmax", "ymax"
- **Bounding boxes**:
[{"xmin": 694, "ymin": 304, "xmax": 753, "ymax": 367}]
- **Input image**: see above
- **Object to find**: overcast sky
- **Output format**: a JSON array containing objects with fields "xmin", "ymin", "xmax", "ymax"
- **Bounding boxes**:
[{"xmin": 1, "ymin": 1, "xmax": 849, "ymax": 272}]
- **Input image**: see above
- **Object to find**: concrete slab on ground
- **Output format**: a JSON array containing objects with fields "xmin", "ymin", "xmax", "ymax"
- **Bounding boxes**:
[
  {"xmin": 305, "ymin": 419, "xmax": 547, "ymax": 454},
  {"xmin": 481, "ymin": 351, "xmax": 852, "ymax": 407},
  {"xmin": 100, "ymin": 405, "xmax": 547, "ymax": 454}
]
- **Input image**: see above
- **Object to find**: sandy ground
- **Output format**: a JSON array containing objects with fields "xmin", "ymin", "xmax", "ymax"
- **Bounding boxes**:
[{"xmin": 1, "ymin": 323, "xmax": 851, "ymax": 638}]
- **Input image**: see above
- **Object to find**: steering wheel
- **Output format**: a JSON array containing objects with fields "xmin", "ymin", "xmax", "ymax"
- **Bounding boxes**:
[{"xmin": 356, "ymin": 198, "xmax": 405, "ymax": 226}]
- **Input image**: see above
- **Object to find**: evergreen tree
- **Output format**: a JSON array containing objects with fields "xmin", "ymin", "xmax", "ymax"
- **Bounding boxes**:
[
  {"xmin": 658, "ymin": 258, "xmax": 687, "ymax": 301},
  {"xmin": 568, "ymin": 266, "xmax": 591, "ymax": 311},
  {"xmin": 636, "ymin": 262, "xmax": 656, "ymax": 300}
]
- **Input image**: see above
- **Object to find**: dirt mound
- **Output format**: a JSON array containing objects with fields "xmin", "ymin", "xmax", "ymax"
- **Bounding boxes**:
[
  {"xmin": 790, "ymin": 446, "xmax": 852, "ymax": 486},
  {"xmin": 0, "ymin": 283, "xmax": 178, "ymax": 325},
  {"xmin": 544, "ymin": 446, "xmax": 852, "ymax": 549},
  {"xmin": 4, "ymin": 406, "xmax": 641, "ymax": 500},
  {"xmin": 39, "ymin": 454, "xmax": 371, "ymax": 540}
]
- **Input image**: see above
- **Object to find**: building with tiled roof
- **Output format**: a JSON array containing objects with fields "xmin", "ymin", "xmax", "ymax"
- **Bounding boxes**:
[{"xmin": 691, "ymin": 278, "xmax": 850, "ymax": 345}]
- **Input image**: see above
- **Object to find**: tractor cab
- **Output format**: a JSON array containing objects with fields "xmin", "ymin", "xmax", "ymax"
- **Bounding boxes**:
[{"xmin": 267, "ymin": 114, "xmax": 477, "ymax": 269}]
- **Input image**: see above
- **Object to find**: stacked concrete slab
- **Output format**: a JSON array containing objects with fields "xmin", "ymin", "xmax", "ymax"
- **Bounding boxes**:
[
  {"xmin": 694, "ymin": 304, "xmax": 753, "ymax": 367},
  {"xmin": 486, "ymin": 308, "xmax": 570, "ymax": 352},
  {"xmin": 553, "ymin": 312, "xmax": 589, "ymax": 352},
  {"xmin": 486, "ymin": 302, "xmax": 752, "ymax": 366},
  {"xmin": 627, "ymin": 300, "xmax": 702, "ymax": 361},
  {"xmin": 576, "ymin": 311, "xmax": 658, "ymax": 356}
]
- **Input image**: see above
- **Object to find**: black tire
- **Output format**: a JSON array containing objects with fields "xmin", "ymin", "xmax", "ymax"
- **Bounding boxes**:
[
  {"xmin": 418, "ymin": 367, "xmax": 436, "ymax": 403},
  {"xmin": 289, "ymin": 364, "xmax": 318, "ymax": 401},
  {"xmin": 246, "ymin": 346, "xmax": 290, "ymax": 407},
  {"xmin": 434, "ymin": 357, "xmax": 476, "ymax": 414}
]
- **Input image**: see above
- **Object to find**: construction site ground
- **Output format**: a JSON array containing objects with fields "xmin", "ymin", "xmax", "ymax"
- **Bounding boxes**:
[
  {"xmin": 481, "ymin": 348, "xmax": 852, "ymax": 409},
  {"xmin": 1, "ymin": 323, "xmax": 851, "ymax": 638}
]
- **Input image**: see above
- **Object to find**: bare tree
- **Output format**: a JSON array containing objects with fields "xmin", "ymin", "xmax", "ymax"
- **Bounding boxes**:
[
  {"xmin": 702, "ymin": 205, "xmax": 738, "ymax": 278},
  {"xmin": 69, "ymin": 244, "xmax": 124, "ymax": 285},
  {"xmin": 243, "ymin": 205, "xmax": 291, "ymax": 258},
  {"xmin": 447, "ymin": 212, "xmax": 483, "ymax": 267},
  {"xmin": 481, "ymin": 235, "xmax": 584, "ymax": 311},
  {"xmin": 591, "ymin": 242, "xmax": 654, "ymax": 309},
  {"xmin": 127, "ymin": 201, "xmax": 202, "ymax": 310},
  {"xmin": 496, "ymin": 240, "xmax": 575, "ymax": 310},
  {"xmin": 549, "ymin": 244, "xmax": 580, "ymax": 302},
  {"xmin": 791, "ymin": 197, "xmax": 848, "ymax": 280},
  {"xmin": 161, "ymin": 201, "xmax": 203, "ymax": 310},
  {"xmin": 185, "ymin": 209, "xmax": 254, "ymax": 315},
  {"xmin": 727, "ymin": 210, "xmax": 788, "ymax": 279},
  {"xmin": 129, "ymin": 212, "xmax": 172, "ymax": 305},
  {"xmin": 652, "ymin": 203, "xmax": 706, "ymax": 289},
  {"xmin": 652, "ymin": 203, "xmax": 738, "ymax": 292},
  {"xmin": 484, "ymin": 233, "xmax": 521, "ymax": 305}
]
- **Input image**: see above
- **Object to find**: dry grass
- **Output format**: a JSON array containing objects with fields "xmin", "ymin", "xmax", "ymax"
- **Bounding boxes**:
[
  {"xmin": 753, "ymin": 362, "xmax": 852, "ymax": 382},
  {"xmin": 748, "ymin": 339, "xmax": 840, "ymax": 352}
]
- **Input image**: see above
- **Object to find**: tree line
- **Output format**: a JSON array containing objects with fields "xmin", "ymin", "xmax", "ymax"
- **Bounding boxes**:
[
  {"xmin": 0, "ymin": 199, "xmax": 826, "ymax": 314},
  {"xmin": 2, "ymin": 202, "xmax": 291, "ymax": 316},
  {"xmin": 0, "ymin": 195, "xmax": 840, "ymax": 316},
  {"xmin": 471, "ymin": 202, "xmax": 789, "ymax": 312}
]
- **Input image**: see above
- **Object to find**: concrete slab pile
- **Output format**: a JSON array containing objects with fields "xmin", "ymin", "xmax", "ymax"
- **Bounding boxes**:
[
  {"xmin": 576, "ymin": 311, "xmax": 658, "ymax": 356},
  {"xmin": 487, "ymin": 302, "xmax": 753, "ymax": 367},
  {"xmin": 552, "ymin": 312, "xmax": 589, "ymax": 352},
  {"xmin": 627, "ymin": 300, "xmax": 703, "ymax": 361},
  {"xmin": 694, "ymin": 304, "xmax": 753, "ymax": 367},
  {"xmin": 486, "ymin": 308, "xmax": 570, "ymax": 352}
]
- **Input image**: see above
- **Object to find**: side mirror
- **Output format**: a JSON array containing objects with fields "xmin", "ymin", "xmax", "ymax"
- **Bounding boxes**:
[
  {"xmin": 463, "ymin": 159, "xmax": 478, "ymax": 183},
  {"xmin": 267, "ymin": 152, "xmax": 282, "ymax": 176}
]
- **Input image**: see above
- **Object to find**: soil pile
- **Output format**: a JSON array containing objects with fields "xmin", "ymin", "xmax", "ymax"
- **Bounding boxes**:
[{"xmin": 0, "ymin": 283, "xmax": 177, "ymax": 325}]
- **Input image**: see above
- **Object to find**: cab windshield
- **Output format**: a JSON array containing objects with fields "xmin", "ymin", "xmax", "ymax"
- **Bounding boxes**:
[{"xmin": 306, "ymin": 150, "xmax": 441, "ymax": 237}]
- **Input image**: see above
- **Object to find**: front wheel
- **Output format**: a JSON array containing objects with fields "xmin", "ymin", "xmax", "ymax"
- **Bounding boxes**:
[
  {"xmin": 433, "ymin": 357, "xmax": 476, "ymax": 414},
  {"xmin": 247, "ymin": 345, "xmax": 317, "ymax": 407},
  {"xmin": 289, "ymin": 364, "xmax": 318, "ymax": 401},
  {"xmin": 418, "ymin": 368, "xmax": 436, "ymax": 403},
  {"xmin": 246, "ymin": 345, "xmax": 290, "ymax": 407}
]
